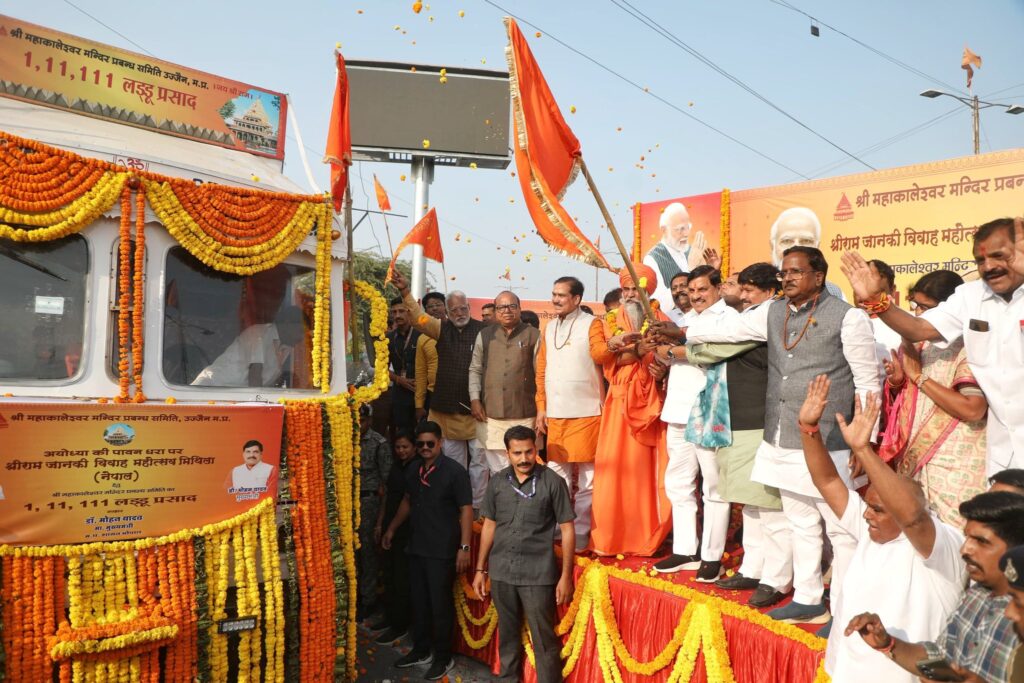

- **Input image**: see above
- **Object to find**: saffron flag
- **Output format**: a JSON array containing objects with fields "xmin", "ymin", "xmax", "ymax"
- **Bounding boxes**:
[
  {"xmin": 504, "ymin": 17, "xmax": 611, "ymax": 270},
  {"xmin": 373, "ymin": 175, "xmax": 392, "ymax": 212},
  {"xmin": 385, "ymin": 208, "xmax": 444, "ymax": 283},
  {"xmin": 962, "ymin": 46, "xmax": 982, "ymax": 89},
  {"xmin": 324, "ymin": 51, "xmax": 352, "ymax": 212}
]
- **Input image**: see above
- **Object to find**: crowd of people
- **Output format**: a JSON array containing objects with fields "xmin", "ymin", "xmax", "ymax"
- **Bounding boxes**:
[{"xmin": 354, "ymin": 215, "xmax": 1024, "ymax": 682}]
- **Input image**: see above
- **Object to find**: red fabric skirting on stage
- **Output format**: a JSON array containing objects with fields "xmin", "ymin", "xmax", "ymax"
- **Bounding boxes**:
[{"xmin": 453, "ymin": 554, "xmax": 827, "ymax": 683}]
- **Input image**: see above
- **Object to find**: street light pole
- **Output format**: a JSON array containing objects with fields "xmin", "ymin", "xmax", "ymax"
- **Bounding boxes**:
[{"xmin": 920, "ymin": 89, "xmax": 1023, "ymax": 155}]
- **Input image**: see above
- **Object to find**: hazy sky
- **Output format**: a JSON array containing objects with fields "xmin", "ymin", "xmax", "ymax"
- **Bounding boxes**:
[{"xmin": 5, "ymin": 0, "xmax": 1023, "ymax": 299}]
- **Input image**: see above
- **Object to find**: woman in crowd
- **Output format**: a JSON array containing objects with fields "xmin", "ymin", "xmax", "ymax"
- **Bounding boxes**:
[{"xmin": 881, "ymin": 270, "xmax": 988, "ymax": 526}]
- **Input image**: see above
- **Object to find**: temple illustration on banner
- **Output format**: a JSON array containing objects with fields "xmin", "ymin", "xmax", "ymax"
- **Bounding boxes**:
[{"xmin": 225, "ymin": 97, "xmax": 279, "ymax": 154}]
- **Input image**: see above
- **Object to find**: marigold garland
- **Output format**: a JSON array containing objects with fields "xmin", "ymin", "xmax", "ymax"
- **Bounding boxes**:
[
  {"xmin": 115, "ymin": 187, "xmax": 133, "ymax": 402},
  {"xmin": 463, "ymin": 558, "xmax": 825, "ymax": 682},
  {"xmin": 131, "ymin": 189, "xmax": 147, "ymax": 403},
  {"xmin": 0, "ymin": 130, "xmax": 339, "ymax": 401},
  {"xmin": 719, "ymin": 187, "xmax": 731, "ymax": 278},
  {"xmin": 350, "ymin": 280, "xmax": 390, "ymax": 405}
]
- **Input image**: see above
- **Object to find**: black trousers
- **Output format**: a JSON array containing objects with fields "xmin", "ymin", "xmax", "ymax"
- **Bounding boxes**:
[
  {"xmin": 382, "ymin": 534, "xmax": 410, "ymax": 630},
  {"xmin": 409, "ymin": 555, "xmax": 455, "ymax": 661},
  {"xmin": 491, "ymin": 580, "xmax": 562, "ymax": 683}
]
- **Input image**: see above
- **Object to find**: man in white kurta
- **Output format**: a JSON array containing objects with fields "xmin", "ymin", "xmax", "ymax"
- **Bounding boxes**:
[{"xmin": 796, "ymin": 381, "xmax": 966, "ymax": 682}]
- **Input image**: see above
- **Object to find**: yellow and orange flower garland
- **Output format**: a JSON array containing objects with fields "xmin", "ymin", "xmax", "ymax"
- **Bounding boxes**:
[
  {"xmin": 456, "ymin": 558, "xmax": 829, "ymax": 682},
  {"xmin": 719, "ymin": 187, "xmax": 731, "ymax": 278},
  {"xmin": 351, "ymin": 279, "xmax": 391, "ymax": 404},
  {"xmin": 0, "ymin": 499, "xmax": 283, "ymax": 682},
  {"xmin": 0, "ymin": 130, "xmax": 337, "ymax": 396},
  {"xmin": 0, "ymin": 130, "xmax": 391, "ymax": 681}
]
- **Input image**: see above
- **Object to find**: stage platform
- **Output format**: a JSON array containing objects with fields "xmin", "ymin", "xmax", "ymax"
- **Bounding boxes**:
[{"xmin": 453, "ymin": 542, "xmax": 829, "ymax": 683}]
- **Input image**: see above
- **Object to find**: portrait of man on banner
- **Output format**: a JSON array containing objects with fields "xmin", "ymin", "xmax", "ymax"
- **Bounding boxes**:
[{"xmin": 227, "ymin": 438, "xmax": 277, "ymax": 501}]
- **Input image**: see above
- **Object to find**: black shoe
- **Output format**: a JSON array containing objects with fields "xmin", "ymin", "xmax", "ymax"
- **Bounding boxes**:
[
  {"xmin": 374, "ymin": 626, "xmax": 407, "ymax": 644},
  {"xmin": 748, "ymin": 584, "xmax": 787, "ymax": 608},
  {"xmin": 695, "ymin": 561, "xmax": 722, "ymax": 583},
  {"xmin": 653, "ymin": 554, "xmax": 701, "ymax": 574},
  {"xmin": 424, "ymin": 657, "xmax": 455, "ymax": 680},
  {"xmin": 366, "ymin": 617, "xmax": 390, "ymax": 632},
  {"xmin": 716, "ymin": 573, "xmax": 760, "ymax": 590},
  {"xmin": 394, "ymin": 650, "xmax": 432, "ymax": 668}
]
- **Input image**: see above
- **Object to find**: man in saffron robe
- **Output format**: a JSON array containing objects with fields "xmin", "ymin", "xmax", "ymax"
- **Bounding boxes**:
[{"xmin": 589, "ymin": 264, "xmax": 672, "ymax": 556}]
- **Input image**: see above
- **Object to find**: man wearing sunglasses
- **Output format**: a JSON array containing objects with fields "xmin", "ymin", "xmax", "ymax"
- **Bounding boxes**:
[
  {"xmin": 382, "ymin": 421, "xmax": 473, "ymax": 680},
  {"xmin": 469, "ymin": 291, "xmax": 542, "ymax": 482}
]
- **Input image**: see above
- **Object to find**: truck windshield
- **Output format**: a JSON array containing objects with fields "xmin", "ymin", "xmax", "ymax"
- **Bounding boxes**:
[
  {"xmin": 0, "ymin": 236, "xmax": 88, "ymax": 382},
  {"xmin": 162, "ymin": 246, "xmax": 321, "ymax": 389}
]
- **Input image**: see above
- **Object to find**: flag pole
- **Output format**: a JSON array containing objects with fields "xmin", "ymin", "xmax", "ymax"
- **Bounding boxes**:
[
  {"xmin": 345, "ymin": 178, "xmax": 360, "ymax": 360},
  {"xmin": 578, "ymin": 156, "xmax": 654, "ymax": 320}
]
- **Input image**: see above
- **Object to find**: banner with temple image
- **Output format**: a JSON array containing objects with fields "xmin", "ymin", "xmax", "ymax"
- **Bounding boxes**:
[
  {"xmin": 0, "ymin": 14, "xmax": 287, "ymax": 159},
  {"xmin": 0, "ymin": 402, "xmax": 283, "ymax": 545},
  {"xmin": 635, "ymin": 148, "xmax": 1024, "ymax": 303}
]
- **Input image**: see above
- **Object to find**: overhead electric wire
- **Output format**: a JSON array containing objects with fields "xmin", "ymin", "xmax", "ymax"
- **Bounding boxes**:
[
  {"xmin": 767, "ymin": 0, "xmax": 967, "ymax": 97},
  {"xmin": 611, "ymin": 0, "xmax": 875, "ymax": 171},
  {"xmin": 803, "ymin": 107, "xmax": 965, "ymax": 179},
  {"xmin": 480, "ymin": 0, "xmax": 812, "ymax": 180},
  {"xmin": 60, "ymin": 0, "xmax": 155, "ymax": 56}
]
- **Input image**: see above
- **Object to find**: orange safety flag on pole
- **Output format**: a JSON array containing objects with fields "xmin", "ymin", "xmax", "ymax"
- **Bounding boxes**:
[
  {"xmin": 962, "ymin": 46, "xmax": 982, "ymax": 89},
  {"xmin": 504, "ymin": 17, "xmax": 611, "ymax": 270},
  {"xmin": 385, "ymin": 208, "xmax": 444, "ymax": 283},
  {"xmin": 373, "ymin": 174, "xmax": 392, "ymax": 212},
  {"xmin": 324, "ymin": 51, "xmax": 352, "ymax": 212}
]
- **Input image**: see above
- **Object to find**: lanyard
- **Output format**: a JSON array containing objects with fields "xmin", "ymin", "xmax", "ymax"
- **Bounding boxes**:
[
  {"xmin": 419, "ymin": 463, "xmax": 436, "ymax": 487},
  {"xmin": 506, "ymin": 472, "xmax": 537, "ymax": 499}
]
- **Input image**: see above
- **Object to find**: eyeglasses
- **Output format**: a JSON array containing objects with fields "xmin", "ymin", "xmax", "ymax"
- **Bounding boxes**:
[
  {"xmin": 776, "ymin": 269, "xmax": 813, "ymax": 281},
  {"xmin": 415, "ymin": 440, "xmax": 437, "ymax": 448},
  {"xmin": 448, "ymin": 306, "xmax": 470, "ymax": 314},
  {"xmin": 495, "ymin": 304, "xmax": 519, "ymax": 312},
  {"xmin": 909, "ymin": 300, "xmax": 934, "ymax": 312}
]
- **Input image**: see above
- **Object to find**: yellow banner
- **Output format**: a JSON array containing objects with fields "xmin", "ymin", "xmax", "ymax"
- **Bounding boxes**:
[
  {"xmin": 0, "ymin": 402, "xmax": 283, "ymax": 545},
  {"xmin": 730, "ymin": 150, "xmax": 1024, "ymax": 299},
  {"xmin": 0, "ymin": 14, "xmax": 287, "ymax": 159},
  {"xmin": 635, "ymin": 150, "xmax": 1024, "ymax": 300}
]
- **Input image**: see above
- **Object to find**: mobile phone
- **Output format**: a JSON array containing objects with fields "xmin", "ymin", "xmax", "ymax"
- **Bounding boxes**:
[{"xmin": 916, "ymin": 658, "xmax": 965, "ymax": 682}]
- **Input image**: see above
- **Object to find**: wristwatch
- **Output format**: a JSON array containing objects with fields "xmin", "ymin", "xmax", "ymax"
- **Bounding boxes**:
[
  {"xmin": 914, "ymin": 374, "xmax": 928, "ymax": 389},
  {"xmin": 459, "ymin": 544, "xmax": 471, "ymax": 552},
  {"xmin": 666, "ymin": 347, "xmax": 675, "ymax": 360}
]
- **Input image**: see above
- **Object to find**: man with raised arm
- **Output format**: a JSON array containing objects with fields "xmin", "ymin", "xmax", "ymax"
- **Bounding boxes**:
[
  {"xmin": 394, "ymin": 270, "xmax": 489, "ymax": 511},
  {"xmin": 685, "ymin": 246, "xmax": 880, "ymax": 629},
  {"xmin": 841, "ymin": 217, "xmax": 1024, "ymax": 474},
  {"xmin": 797, "ymin": 378, "xmax": 966, "ymax": 681}
]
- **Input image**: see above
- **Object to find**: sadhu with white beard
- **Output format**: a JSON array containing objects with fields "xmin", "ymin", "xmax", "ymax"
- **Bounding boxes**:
[{"xmin": 590, "ymin": 263, "xmax": 673, "ymax": 556}]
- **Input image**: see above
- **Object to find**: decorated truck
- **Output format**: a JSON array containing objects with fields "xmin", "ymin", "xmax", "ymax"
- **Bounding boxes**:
[{"xmin": 0, "ymin": 14, "xmax": 382, "ymax": 682}]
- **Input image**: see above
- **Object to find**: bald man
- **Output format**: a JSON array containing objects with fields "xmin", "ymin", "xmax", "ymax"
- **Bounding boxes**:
[{"xmin": 644, "ymin": 202, "xmax": 707, "ymax": 323}]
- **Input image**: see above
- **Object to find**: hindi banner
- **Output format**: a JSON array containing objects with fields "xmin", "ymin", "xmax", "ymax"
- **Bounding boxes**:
[
  {"xmin": 0, "ymin": 402, "xmax": 283, "ymax": 545},
  {"xmin": 0, "ymin": 15, "xmax": 287, "ymax": 160},
  {"xmin": 634, "ymin": 149, "xmax": 1024, "ymax": 300}
]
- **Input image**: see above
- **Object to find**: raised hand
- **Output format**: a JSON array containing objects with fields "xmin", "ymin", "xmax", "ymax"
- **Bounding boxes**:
[
  {"xmin": 1011, "ymin": 217, "xmax": 1024, "ymax": 278},
  {"xmin": 798, "ymin": 374, "xmax": 831, "ymax": 427},
  {"xmin": 391, "ymin": 269, "xmax": 410, "ymax": 295},
  {"xmin": 836, "ymin": 393, "xmax": 881, "ymax": 451},
  {"xmin": 703, "ymin": 247, "xmax": 722, "ymax": 270},
  {"xmin": 840, "ymin": 251, "xmax": 886, "ymax": 303},
  {"xmin": 688, "ymin": 231, "xmax": 708, "ymax": 269}
]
